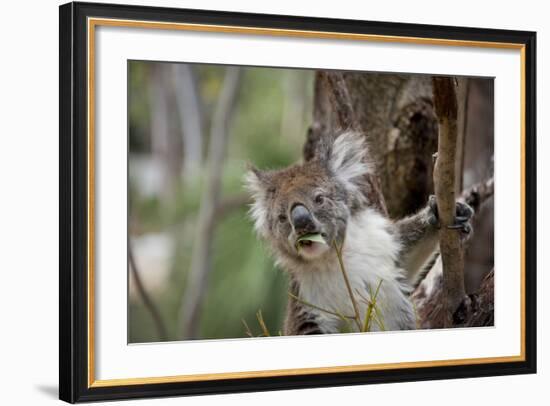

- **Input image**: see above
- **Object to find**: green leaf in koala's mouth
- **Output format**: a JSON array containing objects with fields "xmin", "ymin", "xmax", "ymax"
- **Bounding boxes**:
[{"xmin": 295, "ymin": 233, "xmax": 327, "ymax": 251}]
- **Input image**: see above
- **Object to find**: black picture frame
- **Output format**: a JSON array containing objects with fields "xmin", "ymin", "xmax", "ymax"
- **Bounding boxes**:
[{"xmin": 59, "ymin": 1, "xmax": 537, "ymax": 403}]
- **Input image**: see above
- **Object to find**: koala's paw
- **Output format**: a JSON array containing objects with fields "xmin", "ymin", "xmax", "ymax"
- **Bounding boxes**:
[{"xmin": 427, "ymin": 195, "xmax": 474, "ymax": 235}]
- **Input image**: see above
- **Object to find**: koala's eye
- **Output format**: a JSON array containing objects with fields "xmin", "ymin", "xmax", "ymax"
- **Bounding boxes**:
[
  {"xmin": 278, "ymin": 214, "xmax": 287, "ymax": 223},
  {"xmin": 314, "ymin": 194, "xmax": 325, "ymax": 205}
]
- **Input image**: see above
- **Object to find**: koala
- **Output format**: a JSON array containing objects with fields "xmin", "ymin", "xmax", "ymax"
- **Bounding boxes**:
[{"xmin": 245, "ymin": 131, "xmax": 473, "ymax": 335}]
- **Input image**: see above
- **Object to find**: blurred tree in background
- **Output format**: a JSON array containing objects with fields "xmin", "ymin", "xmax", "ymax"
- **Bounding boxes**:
[{"xmin": 128, "ymin": 61, "xmax": 313, "ymax": 342}]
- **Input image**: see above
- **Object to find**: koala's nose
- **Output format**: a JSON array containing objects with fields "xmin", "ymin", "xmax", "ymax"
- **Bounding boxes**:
[{"xmin": 290, "ymin": 204, "xmax": 315, "ymax": 233}]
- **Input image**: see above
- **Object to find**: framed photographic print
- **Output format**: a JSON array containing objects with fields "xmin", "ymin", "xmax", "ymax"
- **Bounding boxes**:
[{"xmin": 59, "ymin": 1, "xmax": 536, "ymax": 403}]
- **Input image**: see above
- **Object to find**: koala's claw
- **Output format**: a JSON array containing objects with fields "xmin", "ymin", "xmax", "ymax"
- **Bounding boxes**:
[
  {"xmin": 450, "ymin": 201, "xmax": 474, "ymax": 234},
  {"xmin": 427, "ymin": 195, "xmax": 474, "ymax": 235}
]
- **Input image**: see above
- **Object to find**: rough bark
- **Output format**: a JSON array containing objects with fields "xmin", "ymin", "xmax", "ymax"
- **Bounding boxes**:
[
  {"xmin": 464, "ymin": 269, "xmax": 494, "ymax": 327},
  {"xmin": 179, "ymin": 67, "xmax": 242, "ymax": 339},
  {"xmin": 432, "ymin": 76, "xmax": 467, "ymax": 327}
]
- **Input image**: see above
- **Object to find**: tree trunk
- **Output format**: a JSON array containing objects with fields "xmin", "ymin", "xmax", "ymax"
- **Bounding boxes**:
[
  {"xmin": 171, "ymin": 64, "xmax": 204, "ymax": 184},
  {"xmin": 149, "ymin": 64, "xmax": 183, "ymax": 200}
]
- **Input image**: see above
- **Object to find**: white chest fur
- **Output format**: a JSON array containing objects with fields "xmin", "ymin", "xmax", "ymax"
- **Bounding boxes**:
[{"xmin": 294, "ymin": 209, "xmax": 416, "ymax": 333}]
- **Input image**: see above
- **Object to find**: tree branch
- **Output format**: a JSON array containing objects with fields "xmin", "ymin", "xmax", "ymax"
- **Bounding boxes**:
[
  {"xmin": 128, "ymin": 244, "xmax": 168, "ymax": 340},
  {"xmin": 171, "ymin": 63, "xmax": 204, "ymax": 182},
  {"xmin": 455, "ymin": 78, "xmax": 470, "ymax": 194},
  {"xmin": 149, "ymin": 64, "xmax": 182, "ymax": 199},
  {"xmin": 179, "ymin": 67, "xmax": 242, "ymax": 339},
  {"xmin": 431, "ymin": 76, "xmax": 467, "ymax": 327}
]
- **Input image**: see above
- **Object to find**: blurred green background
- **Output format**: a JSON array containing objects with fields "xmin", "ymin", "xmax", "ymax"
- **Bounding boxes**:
[{"xmin": 128, "ymin": 61, "xmax": 314, "ymax": 343}]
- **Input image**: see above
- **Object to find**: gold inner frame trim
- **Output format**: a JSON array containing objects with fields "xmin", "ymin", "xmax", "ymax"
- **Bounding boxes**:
[{"xmin": 87, "ymin": 17, "xmax": 527, "ymax": 388}]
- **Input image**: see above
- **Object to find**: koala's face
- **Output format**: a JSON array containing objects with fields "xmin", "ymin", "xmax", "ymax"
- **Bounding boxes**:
[
  {"xmin": 250, "ymin": 161, "xmax": 349, "ymax": 261},
  {"xmin": 245, "ymin": 131, "xmax": 371, "ymax": 264}
]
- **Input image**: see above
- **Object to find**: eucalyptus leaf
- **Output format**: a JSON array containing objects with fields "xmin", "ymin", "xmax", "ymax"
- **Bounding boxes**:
[{"xmin": 295, "ymin": 233, "xmax": 327, "ymax": 250}]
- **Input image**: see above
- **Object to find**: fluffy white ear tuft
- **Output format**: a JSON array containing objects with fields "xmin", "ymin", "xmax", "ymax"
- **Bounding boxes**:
[
  {"xmin": 243, "ymin": 168, "xmax": 270, "ymax": 238},
  {"xmin": 329, "ymin": 131, "xmax": 371, "ymax": 190},
  {"xmin": 243, "ymin": 168, "xmax": 264, "ymax": 198}
]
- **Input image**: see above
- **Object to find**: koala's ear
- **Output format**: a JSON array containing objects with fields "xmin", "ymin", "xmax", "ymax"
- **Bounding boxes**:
[
  {"xmin": 243, "ymin": 165, "xmax": 272, "ymax": 237},
  {"xmin": 244, "ymin": 164, "xmax": 270, "ymax": 198},
  {"xmin": 325, "ymin": 131, "xmax": 371, "ymax": 190}
]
